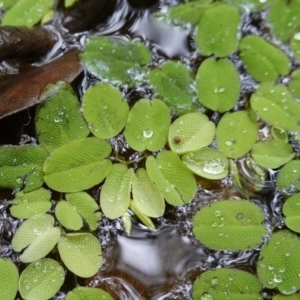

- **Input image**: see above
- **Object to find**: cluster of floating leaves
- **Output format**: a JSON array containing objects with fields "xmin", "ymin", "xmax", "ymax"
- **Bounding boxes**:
[{"xmin": 2, "ymin": 0, "xmax": 300, "ymax": 299}]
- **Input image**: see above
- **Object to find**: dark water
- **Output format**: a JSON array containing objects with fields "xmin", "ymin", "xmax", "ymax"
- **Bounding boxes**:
[{"xmin": 0, "ymin": 0, "xmax": 293, "ymax": 299}]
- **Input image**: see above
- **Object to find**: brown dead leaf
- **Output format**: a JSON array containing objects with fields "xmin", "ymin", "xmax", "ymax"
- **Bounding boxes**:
[{"xmin": 0, "ymin": 50, "xmax": 83, "ymax": 120}]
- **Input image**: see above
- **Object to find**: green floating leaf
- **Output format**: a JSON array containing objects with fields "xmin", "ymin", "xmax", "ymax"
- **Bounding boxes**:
[
  {"xmin": 2, "ymin": 0, "xmax": 55, "ymax": 27},
  {"xmin": 58, "ymin": 233, "xmax": 102, "ymax": 278},
  {"xmin": 55, "ymin": 201, "xmax": 83, "ymax": 231},
  {"xmin": 196, "ymin": 3, "xmax": 240, "ymax": 57},
  {"xmin": 124, "ymin": 99, "xmax": 171, "ymax": 151},
  {"xmin": 146, "ymin": 151, "xmax": 197, "ymax": 206},
  {"xmin": 196, "ymin": 57, "xmax": 240, "ymax": 112},
  {"xmin": 19, "ymin": 258, "xmax": 65, "ymax": 300},
  {"xmin": 216, "ymin": 110, "xmax": 258, "ymax": 159},
  {"xmin": 149, "ymin": 61, "xmax": 196, "ymax": 114},
  {"xmin": 251, "ymin": 139, "xmax": 295, "ymax": 169},
  {"xmin": 291, "ymin": 31, "xmax": 300, "ymax": 62},
  {"xmin": 257, "ymin": 230, "xmax": 300, "ymax": 294},
  {"xmin": 132, "ymin": 168, "xmax": 165, "ymax": 218},
  {"xmin": 0, "ymin": 144, "xmax": 47, "ymax": 191},
  {"xmin": 193, "ymin": 268, "xmax": 262, "ymax": 300},
  {"xmin": 35, "ymin": 81, "xmax": 89, "ymax": 152},
  {"xmin": 100, "ymin": 164, "xmax": 133, "ymax": 219},
  {"xmin": 283, "ymin": 193, "xmax": 300, "ymax": 233},
  {"xmin": 0, "ymin": 258, "xmax": 19, "ymax": 300},
  {"xmin": 288, "ymin": 69, "xmax": 300, "ymax": 99},
  {"xmin": 9, "ymin": 187, "xmax": 51, "ymax": 219},
  {"xmin": 12, "ymin": 214, "xmax": 61, "ymax": 263},
  {"xmin": 168, "ymin": 112, "xmax": 215, "ymax": 154},
  {"xmin": 166, "ymin": 0, "xmax": 212, "ymax": 26},
  {"xmin": 271, "ymin": 127, "xmax": 289, "ymax": 142},
  {"xmin": 79, "ymin": 36, "xmax": 151, "ymax": 87},
  {"xmin": 182, "ymin": 147, "xmax": 228, "ymax": 180},
  {"xmin": 44, "ymin": 137, "xmax": 112, "ymax": 192},
  {"xmin": 82, "ymin": 83, "xmax": 129, "ymax": 139},
  {"xmin": 222, "ymin": 0, "xmax": 275, "ymax": 12},
  {"xmin": 193, "ymin": 200, "xmax": 266, "ymax": 251},
  {"xmin": 66, "ymin": 287, "xmax": 113, "ymax": 300},
  {"xmin": 273, "ymin": 294, "xmax": 300, "ymax": 300},
  {"xmin": 277, "ymin": 160, "xmax": 300, "ymax": 194},
  {"xmin": 268, "ymin": 0, "xmax": 300, "ymax": 41},
  {"xmin": 250, "ymin": 83, "xmax": 300, "ymax": 131},
  {"xmin": 239, "ymin": 35, "xmax": 290, "ymax": 82},
  {"xmin": 66, "ymin": 192, "xmax": 101, "ymax": 230}
]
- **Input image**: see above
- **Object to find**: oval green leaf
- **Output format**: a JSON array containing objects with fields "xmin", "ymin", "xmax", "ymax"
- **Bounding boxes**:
[
  {"xmin": 283, "ymin": 193, "xmax": 300, "ymax": 233},
  {"xmin": 288, "ymin": 69, "xmax": 300, "ymax": 99},
  {"xmin": 168, "ymin": 112, "xmax": 215, "ymax": 154},
  {"xmin": 55, "ymin": 200, "xmax": 83, "ymax": 230},
  {"xmin": 193, "ymin": 268, "xmax": 263, "ymax": 300},
  {"xmin": 149, "ymin": 61, "xmax": 196, "ymax": 114},
  {"xmin": 251, "ymin": 139, "xmax": 295, "ymax": 169},
  {"xmin": 195, "ymin": 4, "xmax": 240, "ymax": 57},
  {"xmin": 196, "ymin": 58, "xmax": 240, "ymax": 112},
  {"xmin": 0, "ymin": 144, "xmax": 47, "ymax": 191},
  {"xmin": 2, "ymin": 0, "xmax": 55, "ymax": 27},
  {"xmin": 267, "ymin": 0, "xmax": 300, "ymax": 41},
  {"xmin": 35, "ymin": 81, "xmax": 89, "ymax": 152},
  {"xmin": 12, "ymin": 214, "xmax": 61, "ymax": 263},
  {"xmin": 79, "ymin": 36, "xmax": 151, "ymax": 87},
  {"xmin": 100, "ymin": 164, "xmax": 133, "ymax": 219},
  {"xmin": 257, "ymin": 230, "xmax": 300, "ymax": 294},
  {"xmin": 192, "ymin": 200, "xmax": 266, "ymax": 250},
  {"xmin": 216, "ymin": 110, "xmax": 258, "ymax": 159},
  {"xmin": 58, "ymin": 233, "xmax": 102, "ymax": 278},
  {"xmin": 124, "ymin": 99, "xmax": 171, "ymax": 151},
  {"xmin": 146, "ymin": 151, "xmax": 197, "ymax": 206},
  {"xmin": 66, "ymin": 192, "xmax": 101, "ymax": 230},
  {"xmin": 65, "ymin": 287, "xmax": 113, "ymax": 300},
  {"xmin": 43, "ymin": 137, "xmax": 112, "ymax": 192},
  {"xmin": 132, "ymin": 168, "xmax": 165, "ymax": 218},
  {"xmin": 0, "ymin": 258, "xmax": 19, "ymax": 300},
  {"xmin": 82, "ymin": 83, "xmax": 129, "ymax": 139},
  {"xmin": 9, "ymin": 187, "xmax": 51, "ymax": 219},
  {"xmin": 276, "ymin": 160, "xmax": 300, "ymax": 194},
  {"xmin": 239, "ymin": 35, "xmax": 290, "ymax": 82},
  {"xmin": 19, "ymin": 259, "xmax": 65, "ymax": 300},
  {"xmin": 182, "ymin": 147, "xmax": 228, "ymax": 180},
  {"xmin": 250, "ymin": 82, "xmax": 300, "ymax": 131}
]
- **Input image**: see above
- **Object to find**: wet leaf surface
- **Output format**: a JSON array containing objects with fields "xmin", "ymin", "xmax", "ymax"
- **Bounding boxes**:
[
  {"xmin": 283, "ymin": 193, "xmax": 300, "ymax": 233},
  {"xmin": 0, "ymin": 50, "xmax": 83, "ymax": 120}
]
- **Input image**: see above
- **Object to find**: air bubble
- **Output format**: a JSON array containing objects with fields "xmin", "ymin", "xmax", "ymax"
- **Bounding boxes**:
[{"xmin": 143, "ymin": 130, "xmax": 153, "ymax": 138}]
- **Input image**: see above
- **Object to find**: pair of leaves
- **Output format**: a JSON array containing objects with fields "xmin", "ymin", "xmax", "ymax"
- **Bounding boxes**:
[
  {"xmin": 193, "ymin": 268, "xmax": 262, "ymax": 300},
  {"xmin": 250, "ymin": 82, "xmax": 300, "ymax": 132},
  {"xmin": 12, "ymin": 214, "xmax": 102, "ymax": 277},
  {"xmin": 55, "ymin": 191, "xmax": 101, "ymax": 231},
  {"xmin": 36, "ymin": 81, "xmax": 90, "ymax": 152},
  {"xmin": 239, "ymin": 35, "xmax": 290, "ymax": 82},
  {"xmin": 2, "ymin": 0, "xmax": 55, "ymax": 27},
  {"xmin": 257, "ymin": 230, "xmax": 300, "ymax": 294},
  {"xmin": 195, "ymin": 3, "xmax": 241, "ymax": 57},
  {"xmin": 79, "ymin": 36, "xmax": 151, "ymax": 87},
  {"xmin": 216, "ymin": 110, "xmax": 258, "ymax": 159},
  {"xmin": 149, "ymin": 61, "xmax": 196, "ymax": 114},
  {"xmin": 196, "ymin": 58, "xmax": 240, "ymax": 112},
  {"xmin": 192, "ymin": 200, "xmax": 266, "ymax": 251}
]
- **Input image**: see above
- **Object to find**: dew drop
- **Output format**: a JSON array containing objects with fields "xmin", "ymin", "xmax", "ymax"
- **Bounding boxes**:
[
  {"xmin": 201, "ymin": 292, "xmax": 214, "ymax": 300},
  {"xmin": 294, "ymin": 32, "xmax": 300, "ymax": 40},
  {"xmin": 215, "ymin": 210, "xmax": 222, "ymax": 217},
  {"xmin": 268, "ymin": 264, "xmax": 275, "ymax": 270},
  {"xmin": 203, "ymin": 159, "xmax": 226, "ymax": 175},
  {"xmin": 225, "ymin": 140, "xmax": 233, "ymax": 146},
  {"xmin": 211, "ymin": 277, "xmax": 219, "ymax": 285},
  {"xmin": 143, "ymin": 130, "xmax": 153, "ymax": 138}
]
